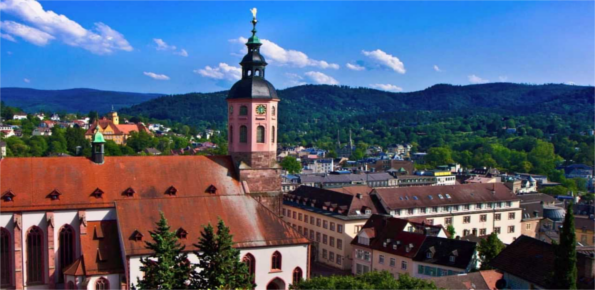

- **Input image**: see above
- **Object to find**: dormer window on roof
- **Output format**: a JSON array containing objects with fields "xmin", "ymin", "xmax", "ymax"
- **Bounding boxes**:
[
  {"xmin": 176, "ymin": 228, "xmax": 188, "ymax": 239},
  {"xmin": 94, "ymin": 225, "xmax": 104, "ymax": 239},
  {"xmin": 123, "ymin": 187, "xmax": 135, "ymax": 197},
  {"xmin": 165, "ymin": 186, "xmax": 177, "ymax": 196},
  {"xmin": 206, "ymin": 185, "xmax": 217, "ymax": 194},
  {"xmin": 2, "ymin": 190, "xmax": 15, "ymax": 202},
  {"xmin": 47, "ymin": 189, "xmax": 61, "ymax": 201},
  {"xmin": 445, "ymin": 194, "xmax": 452, "ymax": 199},
  {"xmin": 91, "ymin": 188, "xmax": 104, "ymax": 198},
  {"xmin": 428, "ymin": 195, "xmax": 433, "ymax": 200},
  {"xmin": 131, "ymin": 230, "xmax": 144, "ymax": 241},
  {"xmin": 438, "ymin": 194, "xmax": 444, "ymax": 199}
]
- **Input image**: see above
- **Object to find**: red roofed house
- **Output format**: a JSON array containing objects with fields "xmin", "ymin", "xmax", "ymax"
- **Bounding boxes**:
[
  {"xmin": 85, "ymin": 111, "xmax": 151, "ymax": 145},
  {"xmin": 0, "ymin": 15, "xmax": 306, "ymax": 290}
]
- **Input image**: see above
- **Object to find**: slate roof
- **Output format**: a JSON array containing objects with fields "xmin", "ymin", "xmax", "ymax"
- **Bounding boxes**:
[
  {"xmin": 115, "ymin": 195, "xmax": 309, "ymax": 256},
  {"xmin": 413, "ymin": 236, "xmax": 477, "ymax": 270},
  {"xmin": 285, "ymin": 186, "xmax": 380, "ymax": 216},
  {"xmin": 489, "ymin": 235, "xmax": 594, "ymax": 289},
  {"xmin": 1, "ymin": 155, "xmax": 242, "ymax": 211},
  {"xmin": 373, "ymin": 183, "xmax": 518, "ymax": 211},
  {"xmin": 299, "ymin": 172, "xmax": 395, "ymax": 184},
  {"xmin": 350, "ymin": 214, "xmax": 468, "ymax": 265}
]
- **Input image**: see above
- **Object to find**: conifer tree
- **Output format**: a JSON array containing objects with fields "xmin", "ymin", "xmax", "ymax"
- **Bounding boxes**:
[
  {"xmin": 192, "ymin": 219, "xmax": 254, "ymax": 289},
  {"xmin": 478, "ymin": 232, "xmax": 505, "ymax": 270},
  {"xmin": 136, "ymin": 212, "xmax": 194, "ymax": 290},
  {"xmin": 553, "ymin": 202, "xmax": 577, "ymax": 289}
]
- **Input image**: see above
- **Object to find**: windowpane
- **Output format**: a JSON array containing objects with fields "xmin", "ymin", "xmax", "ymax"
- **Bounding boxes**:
[
  {"xmin": 27, "ymin": 227, "xmax": 44, "ymax": 283},
  {"xmin": 240, "ymin": 126, "xmax": 248, "ymax": 143},
  {"xmin": 257, "ymin": 126, "xmax": 265, "ymax": 143},
  {"xmin": 1, "ymin": 228, "xmax": 11, "ymax": 286},
  {"xmin": 240, "ymin": 106, "xmax": 248, "ymax": 116},
  {"xmin": 59, "ymin": 226, "xmax": 76, "ymax": 283}
]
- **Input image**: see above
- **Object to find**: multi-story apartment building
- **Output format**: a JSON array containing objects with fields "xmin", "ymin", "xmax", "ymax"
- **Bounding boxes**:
[
  {"xmin": 299, "ymin": 172, "xmax": 398, "ymax": 189},
  {"xmin": 282, "ymin": 186, "xmax": 378, "ymax": 270},
  {"xmin": 371, "ymin": 184, "xmax": 522, "ymax": 244},
  {"xmin": 351, "ymin": 215, "xmax": 478, "ymax": 279}
]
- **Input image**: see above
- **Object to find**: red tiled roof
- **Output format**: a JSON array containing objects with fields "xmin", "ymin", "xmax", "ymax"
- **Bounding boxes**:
[
  {"xmin": 115, "ymin": 195, "xmax": 309, "ymax": 256},
  {"xmin": 1, "ymin": 155, "xmax": 242, "ymax": 211},
  {"xmin": 63, "ymin": 257, "xmax": 86, "ymax": 276},
  {"xmin": 86, "ymin": 118, "xmax": 123, "ymax": 135},
  {"xmin": 373, "ymin": 183, "xmax": 519, "ymax": 210},
  {"xmin": 83, "ymin": 221, "xmax": 124, "ymax": 275},
  {"xmin": 480, "ymin": 270, "xmax": 504, "ymax": 290}
]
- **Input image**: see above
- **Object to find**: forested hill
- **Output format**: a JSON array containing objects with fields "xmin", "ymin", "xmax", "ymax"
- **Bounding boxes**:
[
  {"xmin": 120, "ymin": 83, "xmax": 594, "ymax": 127},
  {"xmin": 0, "ymin": 87, "xmax": 163, "ymax": 113}
]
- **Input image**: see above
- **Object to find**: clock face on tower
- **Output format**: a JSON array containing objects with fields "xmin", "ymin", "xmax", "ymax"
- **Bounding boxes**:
[{"xmin": 255, "ymin": 105, "xmax": 266, "ymax": 115}]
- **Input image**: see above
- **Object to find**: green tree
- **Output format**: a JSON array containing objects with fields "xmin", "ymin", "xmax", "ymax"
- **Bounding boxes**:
[
  {"xmin": 425, "ymin": 147, "xmax": 454, "ymax": 167},
  {"xmin": 447, "ymin": 225, "xmax": 456, "ymax": 239},
  {"xmin": 552, "ymin": 202, "xmax": 577, "ymax": 289},
  {"xmin": 136, "ymin": 212, "xmax": 194, "ymax": 290},
  {"xmin": 192, "ymin": 219, "xmax": 254, "ymax": 289},
  {"xmin": 292, "ymin": 271, "xmax": 437, "ymax": 289},
  {"xmin": 478, "ymin": 232, "xmax": 505, "ymax": 270},
  {"xmin": 349, "ymin": 148, "xmax": 365, "ymax": 161},
  {"xmin": 281, "ymin": 156, "xmax": 302, "ymax": 174}
]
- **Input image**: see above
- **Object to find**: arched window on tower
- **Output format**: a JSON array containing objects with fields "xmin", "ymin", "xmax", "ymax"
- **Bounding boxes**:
[
  {"xmin": 1, "ymin": 228, "xmax": 11, "ymax": 287},
  {"xmin": 271, "ymin": 251, "xmax": 282, "ymax": 270},
  {"xmin": 27, "ymin": 226, "xmax": 44, "ymax": 283},
  {"xmin": 95, "ymin": 277, "xmax": 109, "ymax": 290},
  {"xmin": 240, "ymin": 126, "xmax": 248, "ymax": 143},
  {"xmin": 59, "ymin": 226, "xmax": 76, "ymax": 282},
  {"xmin": 292, "ymin": 267, "xmax": 303, "ymax": 284},
  {"xmin": 272, "ymin": 126, "xmax": 275, "ymax": 143},
  {"xmin": 256, "ymin": 126, "xmax": 265, "ymax": 143},
  {"xmin": 242, "ymin": 253, "xmax": 256, "ymax": 284},
  {"xmin": 240, "ymin": 106, "xmax": 248, "ymax": 116},
  {"xmin": 229, "ymin": 126, "xmax": 233, "ymax": 143},
  {"xmin": 272, "ymin": 106, "xmax": 276, "ymax": 116}
]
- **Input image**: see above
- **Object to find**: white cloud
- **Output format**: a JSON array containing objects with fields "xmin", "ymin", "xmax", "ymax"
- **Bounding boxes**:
[
  {"xmin": 230, "ymin": 37, "xmax": 339, "ymax": 69},
  {"xmin": 346, "ymin": 63, "xmax": 365, "ymax": 71},
  {"xmin": 143, "ymin": 72, "xmax": 170, "ymax": 81},
  {"xmin": 565, "ymin": 81, "xmax": 575, "ymax": 85},
  {"xmin": 285, "ymin": 73, "xmax": 306, "ymax": 86},
  {"xmin": 23, "ymin": 78, "xmax": 31, "ymax": 83},
  {"xmin": 194, "ymin": 63, "xmax": 241, "ymax": 81},
  {"xmin": 175, "ymin": 49, "xmax": 188, "ymax": 57},
  {"xmin": 362, "ymin": 49, "xmax": 406, "ymax": 74},
  {"xmin": 370, "ymin": 83, "xmax": 403, "ymax": 92},
  {"xmin": 1, "ymin": 32, "xmax": 16, "ymax": 42},
  {"xmin": 468, "ymin": 74, "xmax": 489, "ymax": 84},
  {"xmin": 433, "ymin": 65, "xmax": 441, "ymax": 72},
  {"xmin": 153, "ymin": 38, "xmax": 188, "ymax": 57},
  {"xmin": 0, "ymin": 0, "xmax": 132, "ymax": 54},
  {"xmin": 154, "ymin": 38, "xmax": 176, "ymax": 50},
  {"xmin": 304, "ymin": 71, "xmax": 339, "ymax": 85},
  {"xmin": 0, "ymin": 21, "xmax": 54, "ymax": 46}
]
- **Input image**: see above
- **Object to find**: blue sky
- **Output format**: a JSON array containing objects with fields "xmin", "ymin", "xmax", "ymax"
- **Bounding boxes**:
[{"xmin": 1, "ymin": 0, "xmax": 593, "ymax": 94}]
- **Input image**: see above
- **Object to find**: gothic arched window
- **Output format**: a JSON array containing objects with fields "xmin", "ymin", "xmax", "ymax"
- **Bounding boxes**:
[
  {"xmin": 59, "ymin": 226, "xmax": 76, "ymax": 282},
  {"xmin": 95, "ymin": 277, "xmax": 109, "ymax": 290},
  {"xmin": 229, "ymin": 126, "xmax": 233, "ymax": 143},
  {"xmin": 1, "ymin": 228, "xmax": 11, "ymax": 286},
  {"xmin": 240, "ymin": 106, "xmax": 248, "ymax": 116},
  {"xmin": 271, "ymin": 251, "xmax": 282, "ymax": 270},
  {"xmin": 27, "ymin": 226, "xmax": 44, "ymax": 283},
  {"xmin": 272, "ymin": 126, "xmax": 276, "ymax": 143},
  {"xmin": 292, "ymin": 267, "xmax": 303, "ymax": 284},
  {"xmin": 240, "ymin": 126, "xmax": 248, "ymax": 143},
  {"xmin": 242, "ymin": 253, "xmax": 256, "ymax": 284},
  {"xmin": 257, "ymin": 126, "xmax": 265, "ymax": 143}
]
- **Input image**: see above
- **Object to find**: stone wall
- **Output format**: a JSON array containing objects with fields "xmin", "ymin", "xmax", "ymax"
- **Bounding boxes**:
[{"xmin": 231, "ymin": 151, "xmax": 278, "ymax": 169}]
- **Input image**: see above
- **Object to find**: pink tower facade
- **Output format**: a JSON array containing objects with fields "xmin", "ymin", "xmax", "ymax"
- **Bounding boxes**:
[{"xmin": 226, "ymin": 13, "xmax": 282, "ymax": 195}]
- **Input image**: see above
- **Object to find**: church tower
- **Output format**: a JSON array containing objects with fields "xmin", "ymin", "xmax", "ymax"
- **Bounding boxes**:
[{"xmin": 227, "ymin": 10, "xmax": 281, "ymax": 195}]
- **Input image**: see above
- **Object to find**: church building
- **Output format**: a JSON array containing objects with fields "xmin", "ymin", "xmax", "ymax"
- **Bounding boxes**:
[{"xmin": 0, "ymin": 12, "xmax": 307, "ymax": 290}]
